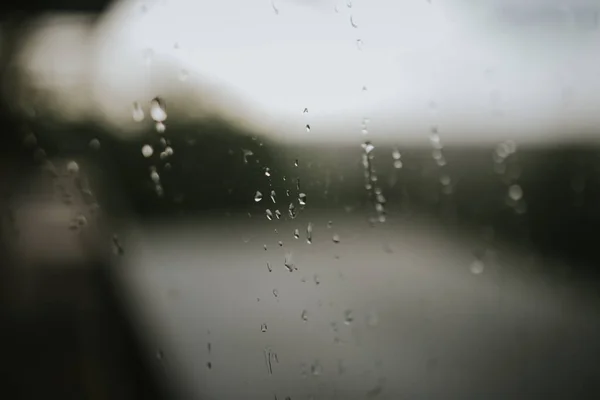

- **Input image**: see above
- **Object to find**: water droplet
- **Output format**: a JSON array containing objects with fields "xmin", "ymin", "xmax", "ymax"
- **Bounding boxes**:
[
  {"xmin": 332, "ymin": 234, "xmax": 340, "ymax": 243},
  {"xmin": 150, "ymin": 170, "xmax": 160, "ymax": 183},
  {"xmin": 294, "ymin": 159, "xmax": 299, "ymax": 167},
  {"xmin": 266, "ymin": 209, "xmax": 274, "ymax": 220},
  {"xmin": 306, "ymin": 222, "xmax": 313, "ymax": 244},
  {"xmin": 275, "ymin": 209, "xmax": 282, "ymax": 219},
  {"xmin": 242, "ymin": 149, "xmax": 254, "ymax": 164},
  {"xmin": 155, "ymin": 121, "xmax": 166, "ymax": 133},
  {"xmin": 431, "ymin": 149, "xmax": 443, "ymax": 160},
  {"xmin": 265, "ymin": 167, "xmax": 271, "ymax": 177},
  {"xmin": 112, "ymin": 234, "xmax": 124, "ymax": 255},
  {"xmin": 344, "ymin": 310, "xmax": 354, "ymax": 325},
  {"xmin": 392, "ymin": 148, "xmax": 401, "ymax": 160},
  {"xmin": 313, "ymin": 274, "xmax": 320, "ymax": 285},
  {"xmin": 350, "ymin": 15, "xmax": 358, "ymax": 28},
  {"xmin": 284, "ymin": 252, "xmax": 294, "ymax": 272},
  {"xmin": 66, "ymin": 161, "xmax": 79, "ymax": 174},
  {"xmin": 294, "ymin": 229, "xmax": 300, "ymax": 239},
  {"xmin": 267, "ymin": 262, "xmax": 272, "ymax": 272},
  {"xmin": 264, "ymin": 244, "xmax": 268, "ymax": 251},
  {"xmin": 261, "ymin": 323, "xmax": 268, "ymax": 332},
  {"xmin": 356, "ymin": 39, "xmax": 363, "ymax": 50},
  {"xmin": 305, "ymin": 124, "xmax": 311, "ymax": 132},
  {"xmin": 150, "ymin": 97, "xmax": 167, "ymax": 122},
  {"xmin": 439, "ymin": 174, "xmax": 451, "ymax": 186},
  {"xmin": 362, "ymin": 141, "xmax": 375, "ymax": 154},
  {"xmin": 273, "ymin": 288, "xmax": 279, "ymax": 297},
  {"xmin": 142, "ymin": 144, "xmax": 154, "ymax": 158},
  {"xmin": 270, "ymin": 190, "xmax": 277, "ymax": 203},
  {"xmin": 156, "ymin": 350, "xmax": 164, "ymax": 360},
  {"xmin": 470, "ymin": 259, "xmax": 485, "ymax": 275},
  {"xmin": 132, "ymin": 101, "xmax": 145, "ymax": 122},
  {"xmin": 288, "ymin": 203, "xmax": 297, "ymax": 219},
  {"xmin": 254, "ymin": 191, "xmax": 263, "ymax": 202},
  {"xmin": 179, "ymin": 69, "xmax": 189, "ymax": 81},
  {"xmin": 89, "ymin": 138, "xmax": 101, "ymax": 150},
  {"xmin": 429, "ymin": 133, "xmax": 442, "ymax": 149},
  {"xmin": 366, "ymin": 310, "xmax": 379, "ymax": 327},
  {"xmin": 301, "ymin": 310, "xmax": 308, "ymax": 321},
  {"xmin": 296, "ymin": 178, "xmax": 301, "ymax": 191},
  {"xmin": 393, "ymin": 160, "xmax": 403, "ymax": 169},
  {"xmin": 311, "ymin": 360, "xmax": 322, "ymax": 376},
  {"xmin": 271, "ymin": 0, "xmax": 279, "ymax": 15},
  {"xmin": 207, "ymin": 361, "xmax": 212, "ymax": 369},
  {"xmin": 508, "ymin": 184, "xmax": 523, "ymax": 201},
  {"xmin": 327, "ymin": 221, "xmax": 333, "ymax": 228},
  {"xmin": 298, "ymin": 193, "xmax": 307, "ymax": 206}
]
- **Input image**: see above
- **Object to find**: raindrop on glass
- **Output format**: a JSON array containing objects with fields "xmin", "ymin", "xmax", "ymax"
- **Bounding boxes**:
[
  {"xmin": 294, "ymin": 159, "xmax": 299, "ymax": 167},
  {"xmin": 288, "ymin": 203, "xmax": 297, "ymax": 219},
  {"xmin": 440, "ymin": 174, "xmax": 451, "ymax": 186},
  {"xmin": 142, "ymin": 144, "xmax": 154, "ymax": 158},
  {"xmin": 508, "ymin": 184, "xmax": 523, "ymax": 201},
  {"xmin": 155, "ymin": 121, "xmax": 166, "ymax": 133},
  {"xmin": 150, "ymin": 170, "xmax": 160, "ymax": 183},
  {"xmin": 242, "ymin": 149, "xmax": 254, "ymax": 164},
  {"xmin": 278, "ymin": 241, "xmax": 283, "ymax": 247},
  {"xmin": 261, "ymin": 323, "xmax": 268, "ymax": 332},
  {"xmin": 394, "ymin": 160, "xmax": 403, "ymax": 169},
  {"xmin": 306, "ymin": 222, "xmax": 313, "ymax": 244},
  {"xmin": 332, "ymin": 234, "xmax": 340, "ymax": 243},
  {"xmin": 254, "ymin": 191, "xmax": 263, "ymax": 202},
  {"xmin": 294, "ymin": 229, "xmax": 300, "ymax": 239},
  {"xmin": 311, "ymin": 360, "xmax": 322, "ymax": 376},
  {"xmin": 327, "ymin": 221, "xmax": 333, "ymax": 229},
  {"xmin": 362, "ymin": 141, "xmax": 375, "ymax": 154},
  {"xmin": 207, "ymin": 362, "xmax": 212, "ymax": 370},
  {"xmin": 313, "ymin": 274, "xmax": 320, "ymax": 285},
  {"xmin": 275, "ymin": 209, "xmax": 282, "ymax": 219},
  {"xmin": 344, "ymin": 309, "xmax": 354, "ymax": 325},
  {"xmin": 270, "ymin": 190, "xmax": 277, "ymax": 203},
  {"xmin": 305, "ymin": 124, "xmax": 311, "ymax": 132},
  {"xmin": 66, "ymin": 161, "xmax": 79, "ymax": 174},
  {"xmin": 89, "ymin": 138, "xmax": 101, "ymax": 150},
  {"xmin": 301, "ymin": 310, "xmax": 308, "ymax": 321},
  {"xmin": 298, "ymin": 193, "xmax": 307, "ymax": 206},
  {"xmin": 350, "ymin": 15, "xmax": 358, "ymax": 28},
  {"xmin": 265, "ymin": 167, "xmax": 271, "ymax": 177},
  {"xmin": 267, "ymin": 262, "xmax": 272, "ymax": 272},
  {"xmin": 470, "ymin": 259, "xmax": 485, "ymax": 275},
  {"xmin": 284, "ymin": 252, "xmax": 294, "ymax": 272},
  {"xmin": 392, "ymin": 148, "xmax": 401, "ymax": 160},
  {"xmin": 273, "ymin": 288, "xmax": 279, "ymax": 297},
  {"xmin": 179, "ymin": 69, "xmax": 189, "ymax": 81},
  {"xmin": 132, "ymin": 101, "xmax": 145, "ymax": 122},
  {"xmin": 356, "ymin": 39, "xmax": 363, "ymax": 50},
  {"xmin": 150, "ymin": 97, "xmax": 167, "ymax": 122},
  {"xmin": 266, "ymin": 209, "xmax": 274, "ymax": 220}
]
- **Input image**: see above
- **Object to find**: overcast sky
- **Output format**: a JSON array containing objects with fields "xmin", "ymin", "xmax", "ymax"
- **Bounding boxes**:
[{"xmin": 13, "ymin": 0, "xmax": 600, "ymax": 145}]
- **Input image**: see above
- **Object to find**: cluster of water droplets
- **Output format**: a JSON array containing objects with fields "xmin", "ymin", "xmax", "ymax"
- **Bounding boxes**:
[{"xmin": 494, "ymin": 140, "xmax": 526, "ymax": 214}]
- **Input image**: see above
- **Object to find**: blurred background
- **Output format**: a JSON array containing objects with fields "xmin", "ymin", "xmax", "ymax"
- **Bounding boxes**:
[{"xmin": 2, "ymin": 0, "xmax": 600, "ymax": 399}]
